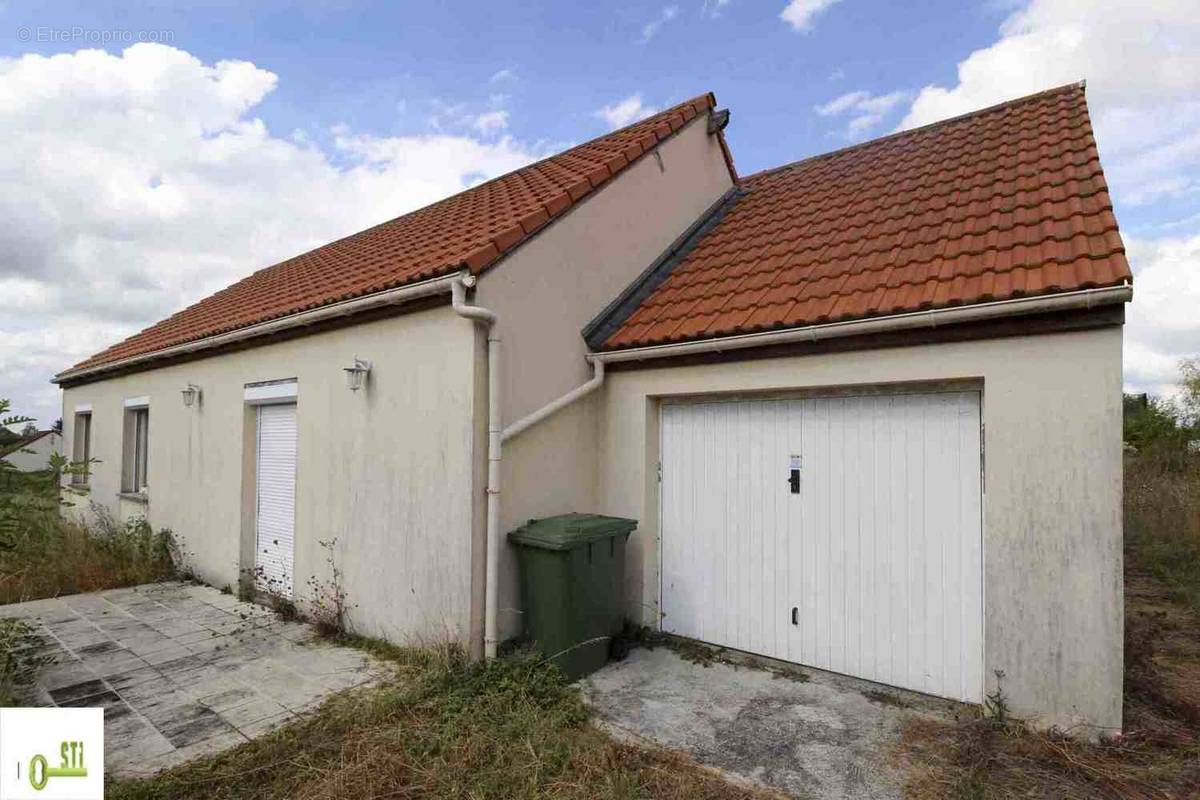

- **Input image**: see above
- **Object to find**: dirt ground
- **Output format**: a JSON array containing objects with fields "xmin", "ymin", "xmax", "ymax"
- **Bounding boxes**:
[{"xmin": 896, "ymin": 570, "xmax": 1200, "ymax": 799}]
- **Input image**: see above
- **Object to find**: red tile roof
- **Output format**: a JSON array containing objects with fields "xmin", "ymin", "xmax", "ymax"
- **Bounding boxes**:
[
  {"xmin": 601, "ymin": 83, "xmax": 1131, "ymax": 350},
  {"xmin": 67, "ymin": 94, "xmax": 721, "ymax": 374}
]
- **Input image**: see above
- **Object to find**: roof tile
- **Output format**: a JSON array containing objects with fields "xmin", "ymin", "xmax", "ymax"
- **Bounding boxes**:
[
  {"xmin": 602, "ymin": 84, "xmax": 1130, "ymax": 350},
  {"xmin": 68, "ymin": 94, "xmax": 718, "ymax": 373}
]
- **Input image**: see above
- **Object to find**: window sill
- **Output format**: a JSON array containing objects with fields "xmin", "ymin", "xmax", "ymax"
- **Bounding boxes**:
[{"xmin": 117, "ymin": 492, "xmax": 149, "ymax": 505}]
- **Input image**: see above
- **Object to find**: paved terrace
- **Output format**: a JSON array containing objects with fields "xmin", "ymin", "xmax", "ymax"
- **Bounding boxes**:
[{"xmin": 4, "ymin": 582, "xmax": 385, "ymax": 777}]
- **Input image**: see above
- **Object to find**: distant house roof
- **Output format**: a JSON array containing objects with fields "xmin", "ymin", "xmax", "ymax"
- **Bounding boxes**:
[
  {"xmin": 66, "ymin": 93, "xmax": 727, "ymax": 375},
  {"xmin": 599, "ymin": 83, "xmax": 1131, "ymax": 350},
  {"xmin": 0, "ymin": 429, "xmax": 56, "ymax": 459}
]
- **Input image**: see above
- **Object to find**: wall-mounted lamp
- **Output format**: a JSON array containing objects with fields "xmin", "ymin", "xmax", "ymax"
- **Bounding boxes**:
[
  {"xmin": 181, "ymin": 383, "xmax": 202, "ymax": 407},
  {"xmin": 344, "ymin": 357, "xmax": 372, "ymax": 392}
]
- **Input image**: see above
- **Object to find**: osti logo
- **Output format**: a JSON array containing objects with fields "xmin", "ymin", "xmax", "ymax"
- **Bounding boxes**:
[{"xmin": 0, "ymin": 708, "xmax": 103, "ymax": 799}]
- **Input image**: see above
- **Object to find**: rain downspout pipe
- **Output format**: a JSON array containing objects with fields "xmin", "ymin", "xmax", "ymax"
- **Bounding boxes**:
[{"xmin": 452, "ymin": 277, "xmax": 502, "ymax": 659}]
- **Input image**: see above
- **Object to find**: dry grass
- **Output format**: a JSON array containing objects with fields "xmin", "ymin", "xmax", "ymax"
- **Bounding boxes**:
[
  {"xmin": 897, "ymin": 451, "xmax": 1200, "ymax": 800},
  {"xmin": 0, "ymin": 479, "xmax": 176, "ymax": 604},
  {"xmin": 108, "ymin": 641, "xmax": 780, "ymax": 800}
]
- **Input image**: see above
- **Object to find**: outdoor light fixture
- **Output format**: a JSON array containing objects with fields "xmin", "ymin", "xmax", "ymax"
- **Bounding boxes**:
[
  {"xmin": 344, "ymin": 357, "xmax": 372, "ymax": 391},
  {"xmin": 181, "ymin": 384, "xmax": 202, "ymax": 407}
]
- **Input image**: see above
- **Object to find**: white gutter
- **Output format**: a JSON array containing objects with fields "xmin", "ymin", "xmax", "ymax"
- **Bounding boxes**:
[
  {"xmin": 498, "ymin": 284, "xmax": 1131, "ymax": 463},
  {"xmin": 451, "ymin": 277, "xmax": 503, "ymax": 660},
  {"xmin": 589, "ymin": 285, "xmax": 1132, "ymax": 364},
  {"xmin": 53, "ymin": 271, "xmax": 470, "ymax": 385}
]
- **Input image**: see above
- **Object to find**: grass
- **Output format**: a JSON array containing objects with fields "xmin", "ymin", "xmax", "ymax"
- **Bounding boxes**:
[
  {"xmin": 0, "ymin": 473, "xmax": 177, "ymax": 604},
  {"xmin": 108, "ymin": 641, "xmax": 779, "ymax": 800},
  {"xmin": 0, "ymin": 617, "xmax": 54, "ymax": 705},
  {"xmin": 1124, "ymin": 447, "xmax": 1200, "ymax": 614},
  {"xmin": 897, "ymin": 447, "xmax": 1200, "ymax": 800}
]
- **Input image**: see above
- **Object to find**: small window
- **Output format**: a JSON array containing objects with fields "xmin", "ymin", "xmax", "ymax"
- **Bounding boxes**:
[
  {"xmin": 122, "ymin": 404, "xmax": 150, "ymax": 493},
  {"xmin": 71, "ymin": 412, "xmax": 91, "ymax": 485}
]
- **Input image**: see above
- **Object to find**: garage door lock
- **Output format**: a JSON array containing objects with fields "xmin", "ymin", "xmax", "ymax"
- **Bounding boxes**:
[{"xmin": 788, "ymin": 454, "xmax": 801, "ymax": 494}]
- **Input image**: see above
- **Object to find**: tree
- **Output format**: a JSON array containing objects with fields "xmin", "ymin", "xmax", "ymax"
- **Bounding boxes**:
[{"xmin": 19, "ymin": 422, "xmax": 38, "ymax": 438}]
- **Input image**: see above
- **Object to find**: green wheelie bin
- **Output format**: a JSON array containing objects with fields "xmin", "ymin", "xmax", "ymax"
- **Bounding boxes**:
[{"xmin": 508, "ymin": 513, "xmax": 637, "ymax": 680}]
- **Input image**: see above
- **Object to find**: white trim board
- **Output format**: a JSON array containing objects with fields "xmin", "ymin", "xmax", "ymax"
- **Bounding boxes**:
[
  {"xmin": 123, "ymin": 396, "xmax": 150, "ymax": 408},
  {"xmin": 244, "ymin": 380, "xmax": 298, "ymax": 405},
  {"xmin": 74, "ymin": 403, "xmax": 93, "ymax": 413}
]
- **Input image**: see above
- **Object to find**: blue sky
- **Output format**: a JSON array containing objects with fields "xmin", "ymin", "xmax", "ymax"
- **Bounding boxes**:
[
  {"xmin": 0, "ymin": 1, "xmax": 1006, "ymax": 175},
  {"xmin": 1, "ymin": 0, "xmax": 1197, "ymax": 426}
]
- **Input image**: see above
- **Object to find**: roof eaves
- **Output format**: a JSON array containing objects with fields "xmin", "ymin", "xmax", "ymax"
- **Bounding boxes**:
[{"xmin": 582, "ymin": 185, "xmax": 746, "ymax": 350}]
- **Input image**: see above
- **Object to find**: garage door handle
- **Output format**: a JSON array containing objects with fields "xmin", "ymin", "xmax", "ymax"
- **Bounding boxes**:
[
  {"xmin": 791, "ymin": 607, "xmax": 798, "ymax": 626},
  {"xmin": 788, "ymin": 469, "xmax": 800, "ymax": 494}
]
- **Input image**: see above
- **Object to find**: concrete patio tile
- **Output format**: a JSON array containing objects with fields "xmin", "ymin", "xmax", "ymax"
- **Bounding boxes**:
[
  {"xmin": 84, "ymin": 652, "xmax": 151, "ymax": 679},
  {"xmin": 142, "ymin": 644, "xmax": 193, "ymax": 666},
  {"xmin": 197, "ymin": 686, "xmax": 256, "ymax": 711},
  {"xmin": 10, "ymin": 581, "xmax": 386, "ymax": 778},
  {"xmin": 106, "ymin": 731, "xmax": 177, "ymax": 774},
  {"xmin": 237, "ymin": 711, "xmax": 295, "ymax": 740},
  {"xmin": 106, "ymin": 665, "xmax": 166, "ymax": 692},
  {"xmin": 218, "ymin": 697, "xmax": 290, "ymax": 729},
  {"xmin": 160, "ymin": 707, "xmax": 239, "ymax": 748},
  {"xmin": 140, "ymin": 700, "xmax": 214, "ymax": 731},
  {"xmin": 172, "ymin": 729, "xmax": 249, "ymax": 762},
  {"xmin": 48, "ymin": 678, "xmax": 111, "ymax": 705},
  {"xmin": 116, "ymin": 677, "xmax": 178, "ymax": 705},
  {"xmin": 40, "ymin": 662, "xmax": 101, "ymax": 692}
]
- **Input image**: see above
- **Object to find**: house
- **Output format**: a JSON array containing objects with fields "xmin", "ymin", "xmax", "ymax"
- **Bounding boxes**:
[
  {"xmin": 1, "ymin": 429, "xmax": 63, "ymax": 473},
  {"xmin": 54, "ymin": 83, "xmax": 1131, "ymax": 734}
]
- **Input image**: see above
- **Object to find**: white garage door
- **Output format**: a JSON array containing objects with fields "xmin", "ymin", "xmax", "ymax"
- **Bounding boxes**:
[
  {"xmin": 660, "ymin": 390, "xmax": 983, "ymax": 703},
  {"xmin": 255, "ymin": 403, "xmax": 297, "ymax": 598}
]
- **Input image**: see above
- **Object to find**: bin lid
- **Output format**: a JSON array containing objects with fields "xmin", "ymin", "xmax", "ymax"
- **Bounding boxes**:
[{"xmin": 508, "ymin": 513, "xmax": 637, "ymax": 551}]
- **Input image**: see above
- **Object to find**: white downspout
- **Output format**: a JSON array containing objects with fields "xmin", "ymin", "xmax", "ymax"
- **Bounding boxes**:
[
  {"xmin": 452, "ymin": 277, "xmax": 502, "ymax": 659},
  {"xmin": 502, "ymin": 359, "xmax": 605, "ymax": 443}
]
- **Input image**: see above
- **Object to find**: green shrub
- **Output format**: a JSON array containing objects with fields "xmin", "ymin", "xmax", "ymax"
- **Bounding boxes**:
[{"xmin": 0, "ymin": 618, "xmax": 54, "ymax": 704}]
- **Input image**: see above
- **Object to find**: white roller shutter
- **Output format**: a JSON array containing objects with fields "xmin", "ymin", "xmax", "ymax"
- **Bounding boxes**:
[
  {"xmin": 255, "ymin": 403, "xmax": 297, "ymax": 597},
  {"xmin": 660, "ymin": 390, "xmax": 983, "ymax": 703}
]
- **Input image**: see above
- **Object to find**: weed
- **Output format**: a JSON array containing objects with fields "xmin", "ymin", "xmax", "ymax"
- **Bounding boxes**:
[
  {"xmin": 898, "ymin": 453, "xmax": 1200, "ymax": 799},
  {"xmin": 107, "ymin": 640, "xmax": 777, "ymax": 800},
  {"xmin": 0, "ymin": 618, "xmax": 54, "ymax": 704},
  {"xmin": 305, "ymin": 538, "xmax": 355, "ymax": 637},
  {"xmin": 0, "ymin": 487, "xmax": 176, "ymax": 604}
]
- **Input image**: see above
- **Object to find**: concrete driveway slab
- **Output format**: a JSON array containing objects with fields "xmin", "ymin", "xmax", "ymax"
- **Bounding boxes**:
[
  {"xmin": 582, "ymin": 646, "xmax": 966, "ymax": 800},
  {"xmin": 3, "ymin": 581, "xmax": 386, "ymax": 778}
]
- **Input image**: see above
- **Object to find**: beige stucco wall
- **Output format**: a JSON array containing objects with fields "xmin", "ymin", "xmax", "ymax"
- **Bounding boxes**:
[
  {"xmin": 596, "ymin": 326, "xmax": 1125, "ymax": 733},
  {"xmin": 475, "ymin": 110, "xmax": 735, "ymax": 638},
  {"xmin": 60, "ymin": 307, "xmax": 479, "ymax": 644},
  {"xmin": 2, "ymin": 431, "xmax": 61, "ymax": 472}
]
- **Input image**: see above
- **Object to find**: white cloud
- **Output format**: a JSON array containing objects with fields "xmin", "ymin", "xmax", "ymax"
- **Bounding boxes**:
[
  {"xmin": 1122, "ymin": 234, "xmax": 1200, "ymax": 394},
  {"xmin": 472, "ymin": 110, "xmax": 509, "ymax": 136},
  {"xmin": 489, "ymin": 68, "xmax": 516, "ymax": 83},
  {"xmin": 890, "ymin": 0, "xmax": 1200, "ymax": 397},
  {"xmin": 595, "ymin": 94, "xmax": 658, "ymax": 130},
  {"xmin": 815, "ymin": 89, "xmax": 907, "ymax": 137},
  {"xmin": 780, "ymin": 0, "xmax": 842, "ymax": 32},
  {"xmin": 0, "ymin": 44, "xmax": 555, "ymax": 425},
  {"xmin": 638, "ymin": 5, "xmax": 680, "ymax": 43},
  {"xmin": 828, "ymin": 67, "xmax": 845, "ymax": 82}
]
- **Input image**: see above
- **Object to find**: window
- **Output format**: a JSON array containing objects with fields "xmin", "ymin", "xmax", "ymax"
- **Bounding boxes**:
[
  {"xmin": 71, "ymin": 411, "xmax": 91, "ymax": 485},
  {"xmin": 122, "ymin": 401, "xmax": 150, "ymax": 493}
]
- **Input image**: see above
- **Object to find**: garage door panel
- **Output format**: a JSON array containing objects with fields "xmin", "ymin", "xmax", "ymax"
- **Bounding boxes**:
[{"xmin": 661, "ymin": 390, "xmax": 983, "ymax": 703}]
